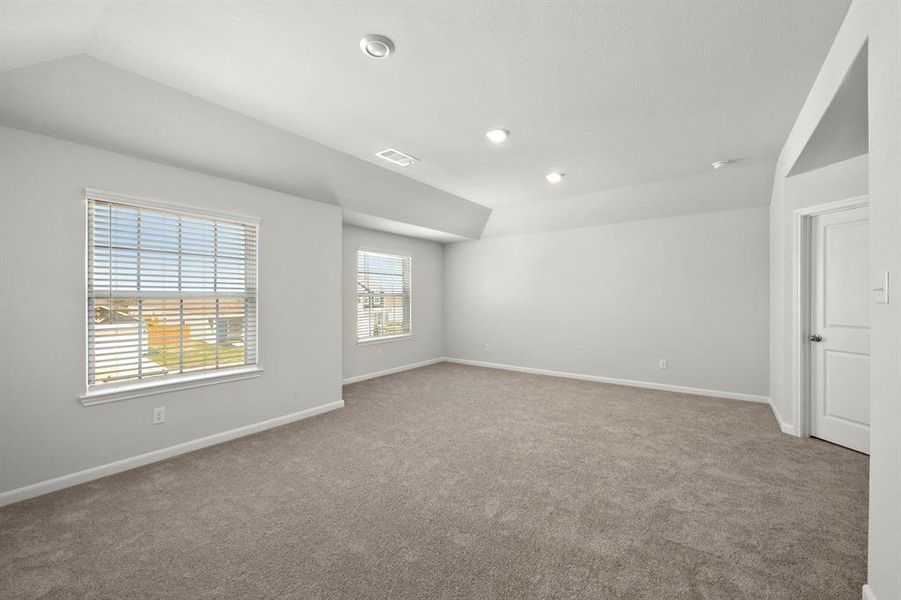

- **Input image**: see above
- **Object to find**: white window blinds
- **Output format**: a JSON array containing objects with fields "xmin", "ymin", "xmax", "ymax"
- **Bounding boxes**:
[
  {"xmin": 87, "ymin": 194, "xmax": 258, "ymax": 390},
  {"xmin": 356, "ymin": 250, "xmax": 412, "ymax": 342}
]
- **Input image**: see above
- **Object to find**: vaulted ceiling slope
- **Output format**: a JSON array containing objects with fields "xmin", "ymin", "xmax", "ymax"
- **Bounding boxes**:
[
  {"xmin": 0, "ymin": 1, "xmax": 851, "ymax": 239},
  {"xmin": 0, "ymin": 56, "xmax": 490, "ymax": 241},
  {"xmin": 789, "ymin": 44, "xmax": 868, "ymax": 177}
]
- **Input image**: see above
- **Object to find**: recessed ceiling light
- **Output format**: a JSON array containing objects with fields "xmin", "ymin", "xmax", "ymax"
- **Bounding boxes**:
[
  {"xmin": 360, "ymin": 34, "xmax": 395, "ymax": 59},
  {"xmin": 546, "ymin": 172, "xmax": 564, "ymax": 184},
  {"xmin": 711, "ymin": 160, "xmax": 733, "ymax": 170},
  {"xmin": 486, "ymin": 129, "xmax": 509, "ymax": 144}
]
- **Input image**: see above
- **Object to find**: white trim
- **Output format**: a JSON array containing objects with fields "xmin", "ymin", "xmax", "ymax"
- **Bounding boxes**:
[
  {"xmin": 356, "ymin": 245, "xmax": 415, "ymax": 259},
  {"xmin": 862, "ymin": 584, "xmax": 878, "ymax": 600},
  {"xmin": 0, "ymin": 399, "xmax": 344, "ymax": 507},
  {"xmin": 83, "ymin": 188, "xmax": 263, "ymax": 399},
  {"xmin": 80, "ymin": 366, "xmax": 263, "ymax": 406},
  {"xmin": 342, "ymin": 358, "xmax": 443, "ymax": 385},
  {"xmin": 791, "ymin": 195, "xmax": 869, "ymax": 439},
  {"xmin": 768, "ymin": 398, "xmax": 796, "ymax": 435},
  {"xmin": 85, "ymin": 187, "xmax": 261, "ymax": 225},
  {"xmin": 443, "ymin": 358, "xmax": 769, "ymax": 403},
  {"xmin": 356, "ymin": 333, "xmax": 414, "ymax": 346}
]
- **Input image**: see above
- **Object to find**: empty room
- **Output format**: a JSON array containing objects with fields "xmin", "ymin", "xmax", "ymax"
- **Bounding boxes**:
[{"xmin": 1, "ymin": 1, "xmax": 899, "ymax": 599}]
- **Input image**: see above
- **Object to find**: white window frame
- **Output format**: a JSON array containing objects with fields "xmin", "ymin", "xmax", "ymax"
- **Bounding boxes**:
[
  {"xmin": 80, "ymin": 188, "xmax": 262, "ymax": 406},
  {"xmin": 355, "ymin": 246, "xmax": 413, "ymax": 345}
]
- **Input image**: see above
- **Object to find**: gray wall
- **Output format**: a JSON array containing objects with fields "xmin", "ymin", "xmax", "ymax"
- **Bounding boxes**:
[
  {"xmin": 865, "ymin": 4, "xmax": 901, "ymax": 593},
  {"xmin": 342, "ymin": 225, "xmax": 443, "ymax": 381},
  {"xmin": 444, "ymin": 207, "xmax": 770, "ymax": 397},
  {"xmin": 0, "ymin": 127, "xmax": 343, "ymax": 494},
  {"xmin": 767, "ymin": 3, "xmax": 901, "ymax": 593}
]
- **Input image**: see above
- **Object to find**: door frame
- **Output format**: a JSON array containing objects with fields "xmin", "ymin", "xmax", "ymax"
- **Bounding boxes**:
[{"xmin": 791, "ymin": 194, "xmax": 869, "ymax": 439}]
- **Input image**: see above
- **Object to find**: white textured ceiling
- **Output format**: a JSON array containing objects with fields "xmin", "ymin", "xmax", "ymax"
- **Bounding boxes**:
[
  {"xmin": 0, "ymin": 0, "xmax": 106, "ymax": 70},
  {"xmin": 1, "ymin": 0, "xmax": 850, "ymax": 214}
]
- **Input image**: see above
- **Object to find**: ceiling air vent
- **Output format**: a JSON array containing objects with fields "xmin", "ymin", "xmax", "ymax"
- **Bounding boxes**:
[{"xmin": 375, "ymin": 148, "xmax": 418, "ymax": 167}]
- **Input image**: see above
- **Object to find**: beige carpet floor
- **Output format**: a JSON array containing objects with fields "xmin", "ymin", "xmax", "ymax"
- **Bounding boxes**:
[{"xmin": 1, "ymin": 363, "xmax": 868, "ymax": 599}]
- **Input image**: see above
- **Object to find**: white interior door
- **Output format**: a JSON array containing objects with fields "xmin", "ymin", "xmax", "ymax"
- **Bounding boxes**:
[{"xmin": 809, "ymin": 204, "xmax": 870, "ymax": 454}]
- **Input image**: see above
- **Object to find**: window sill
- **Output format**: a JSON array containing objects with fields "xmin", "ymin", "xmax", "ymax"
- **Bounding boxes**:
[
  {"xmin": 79, "ymin": 366, "xmax": 263, "ymax": 406},
  {"xmin": 357, "ymin": 333, "xmax": 413, "ymax": 346}
]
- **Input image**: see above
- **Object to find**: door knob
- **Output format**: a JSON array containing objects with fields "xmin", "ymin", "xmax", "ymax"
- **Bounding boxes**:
[{"xmin": 809, "ymin": 334, "xmax": 823, "ymax": 342}]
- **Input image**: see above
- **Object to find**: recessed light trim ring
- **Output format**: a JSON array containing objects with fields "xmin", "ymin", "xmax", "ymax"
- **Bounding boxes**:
[{"xmin": 361, "ymin": 34, "xmax": 395, "ymax": 59}]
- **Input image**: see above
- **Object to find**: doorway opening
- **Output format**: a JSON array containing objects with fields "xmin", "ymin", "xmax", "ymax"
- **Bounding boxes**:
[{"xmin": 793, "ymin": 196, "xmax": 870, "ymax": 453}]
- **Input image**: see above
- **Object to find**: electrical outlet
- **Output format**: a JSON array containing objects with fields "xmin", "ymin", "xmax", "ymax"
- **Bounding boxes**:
[
  {"xmin": 152, "ymin": 407, "xmax": 166, "ymax": 424},
  {"xmin": 659, "ymin": 359, "xmax": 668, "ymax": 370},
  {"xmin": 484, "ymin": 343, "xmax": 490, "ymax": 352},
  {"xmin": 376, "ymin": 347, "xmax": 383, "ymax": 358}
]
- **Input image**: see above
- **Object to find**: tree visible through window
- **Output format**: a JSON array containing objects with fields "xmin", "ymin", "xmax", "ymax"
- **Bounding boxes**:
[
  {"xmin": 87, "ymin": 194, "xmax": 258, "ymax": 389},
  {"xmin": 357, "ymin": 250, "xmax": 411, "ymax": 341}
]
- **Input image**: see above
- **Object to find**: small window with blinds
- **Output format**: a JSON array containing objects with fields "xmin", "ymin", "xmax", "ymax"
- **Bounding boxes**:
[
  {"xmin": 356, "ymin": 249, "xmax": 412, "ymax": 342},
  {"xmin": 86, "ymin": 192, "xmax": 259, "ymax": 392}
]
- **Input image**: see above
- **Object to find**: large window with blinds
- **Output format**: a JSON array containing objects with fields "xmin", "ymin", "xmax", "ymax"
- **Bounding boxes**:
[
  {"xmin": 356, "ymin": 249, "xmax": 412, "ymax": 342},
  {"xmin": 86, "ymin": 191, "xmax": 259, "ymax": 392}
]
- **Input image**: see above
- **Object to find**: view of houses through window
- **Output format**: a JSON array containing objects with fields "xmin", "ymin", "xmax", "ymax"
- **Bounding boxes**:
[
  {"xmin": 87, "ymin": 197, "xmax": 258, "ymax": 389},
  {"xmin": 356, "ymin": 249, "xmax": 412, "ymax": 341}
]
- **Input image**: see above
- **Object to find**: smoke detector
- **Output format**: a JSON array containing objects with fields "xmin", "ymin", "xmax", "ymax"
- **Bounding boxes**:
[
  {"xmin": 375, "ymin": 148, "xmax": 418, "ymax": 167},
  {"xmin": 360, "ymin": 34, "xmax": 395, "ymax": 59}
]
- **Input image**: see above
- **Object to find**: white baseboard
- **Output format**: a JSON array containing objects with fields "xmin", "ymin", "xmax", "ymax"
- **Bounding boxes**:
[
  {"xmin": 0, "ymin": 399, "xmax": 345, "ymax": 507},
  {"xmin": 767, "ymin": 398, "xmax": 797, "ymax": 435},
  {"xmin": 443, "ymin": 357, "xmax": 770, "ymax": 403},
  {"xmin": 342, "ymin": 357, "xmax": 444, "ymax": 385},
  {"xmin": 862, "ymin": 584, "xmax": 877, "ymax": 600}
]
